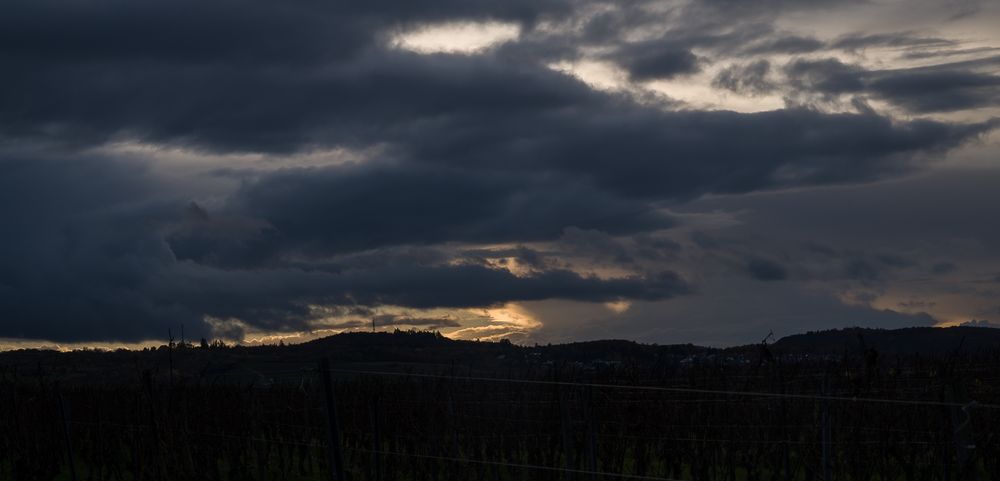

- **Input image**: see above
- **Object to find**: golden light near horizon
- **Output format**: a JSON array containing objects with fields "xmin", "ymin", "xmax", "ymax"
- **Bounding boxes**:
[
  {"xmin": 445, "ymin": 304, "xmax": 543, "ymax": 341},
  {"xmin": 0, "ymin": 338, "xmax": 165, "ymax": 352},
  {"xmin": 605, "ymin": 300, "xmax": 632, "ymax": 314}
]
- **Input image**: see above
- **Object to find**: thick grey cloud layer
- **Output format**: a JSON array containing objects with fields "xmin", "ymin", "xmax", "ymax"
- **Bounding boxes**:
[
  {"xmin": 786, "ymin": 56, "xmax": 1000, "ymax": 113},
  {"xmin": 0, "ymin": 150, "xmax": 693, "ymax": 342},
  {"xmin": 1, "ymin": 0, "xmax": 998, "ymax": 344}
]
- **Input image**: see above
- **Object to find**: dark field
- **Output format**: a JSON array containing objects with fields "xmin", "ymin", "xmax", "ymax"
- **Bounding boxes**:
[{"xmin": 1, "ymin": 329, "xmax": 999, "ymax": 481}]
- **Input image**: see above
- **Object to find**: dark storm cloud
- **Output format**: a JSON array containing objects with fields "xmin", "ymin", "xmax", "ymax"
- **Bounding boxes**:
[
  {"xmin": 867, "ymin": 70, "xmax": 1000, "ymax": 113},
  {"xmin": 576, "ymin": 8, "xmax": 828, "ymax": 66},
  {"xmin": 2, "ymin": 0, "xmax": 999, "ymax": 345},
  {"xmin": 0, "ymin": 152, "xmax": 691, "ymax": 342},
  {"xmin": 746, "ymin": 257, "xmax": 788, "ymax": 281},
  {"xmin": 700, "ymin": 0, "xmax": 862, "ymax": 8},
  {"xmin": 785, "ymin": 58, "xmax": 866, "ymax": 94},
  {"xmin": 713, "ymin": 60, "xmax": 776, "ymax": 95},
  {"xmin": 843, "ymin": 258, "xmax": 885, "ymax": 282},
  {"xmin": 690, "ymin": 231, "xmax": 722, "ymax": 250},
  {"xmin": 0, "ymin": 0, "xmax": 568, "ymax": 64},
  {"xmin": 0, "ymin": 50, "xmax": 598, "ymax": 153},
  {"xmin": 223, "ymin": 164, "xmax": 676, "ymax": 256},
  {"xmin": 901, "ymin": 47, "xmax": 1000, "ymax": 61},
  {"xmin": 9, "ymin": 0, "xmax": 987, "ymax": 159},
  {"xmin": 930, "ymin": 261, "xmax": 957, "ymax": 275},
  {"xmin": 0, "ymin": 0, "xmax": 585, "ymax": 152},
  {"xmin": 156, "ymin": 261, "xmax": 691, "ymax": 320},
  {"xmin": 558, "ymin": 228, "xmax": 635, "ymax": 265},
  {"xmin": 801, "ymin": 249, "xmax": 919, "ymax": 283},
  {"xmin": 460, "ymin": 246, "xmax": 554, "ymax": 271},
  {"xmin": 377, "ymin": 85, "xmax": 992, "ymax": 200},
  {"xmin": 874, "ymin": 253, "xmax": 917, "ymax": 269},
  {"xmin": 531, "ymin": 278, "xmax": 937, "ymax": 346},
  {"xmin": 203, "ymin": 93, "xmax": 992, "ymax": 256},
  {"xmin": 519, "ymin": 109, "xmax": 989, "ymax": 198},
  {"xmin": 785, "ymin": 57, "xmax": 1000, "ymax": 113},
  {"xmin": 684, "ymin": 168, "xmax": 1000, "ymax": 292},
  {"xmin": 631, "ymin": 234, "xmax": 684, "ymax": 262},
  {"xmin": 1, "ymin": 0, "xmax": 990, "ymax": 178},
  {"xmin": 664, "ymin": 223, "xmax": 930, "ymax": 287},
  {"xmin": 0, "ymin": 152, "xmax": 197, "ymax": 342},
  {"xmin": 741, "ymin": 35, "xmax": 825, "ymax": 55},
  {"xmin": 708, "ymin": 169, "xmax": 1000, "ymax": 249},
  {"xmin": 616, "ymin": 45, "xmax": 701, "ymax": 81},
  {"xmin": 830, "ymin": 32, "xmax": 954, "ymax": 51},
  {"xmin": 0, "ymin": 1, "xmax": 366, "ymax": 65},
  {"xmin": 205, "ymin": 105, "xmax": 992, "ymax": 260},
  {"xmin": 372, "ymin": 314, "xmax": 461, "ymax": 329},
  {"xmin": 166, "ymin": 203, "xmax": 284, "ymax": 270}
]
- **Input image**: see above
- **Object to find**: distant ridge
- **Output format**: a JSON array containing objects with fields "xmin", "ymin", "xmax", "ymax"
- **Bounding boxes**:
[
  {"xmin": 768, "ymin": 326, "xmax": 1000, "ymax": 356},
  {"xmin": 296, "ymin": 331, "xmax": 714, "ymax": 364},
  {"xmin": 3, "ymin": 326, "xmax": 999, "ymax": 371}
]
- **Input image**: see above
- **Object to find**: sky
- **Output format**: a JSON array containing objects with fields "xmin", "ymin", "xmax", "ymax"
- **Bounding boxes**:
[{"xmin": 2, "ymin": 0, "xmax": 1000, "ymax": 349}]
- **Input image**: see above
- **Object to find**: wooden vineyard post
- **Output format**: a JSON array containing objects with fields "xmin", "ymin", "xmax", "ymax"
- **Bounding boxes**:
[
  {"xmin": 320, "ymin": 358, "xmax": 346, "ymax": 481},
  {"xmin": 583, "ymin": 386, "xmax": 598, "ymax": 481},
  {"xmin": 777, "ymin": 367, "xmax": 792, "ymax": 481},
  {"xmin": 57, "ymin": 387, "xmax": 79, "ymax": 481},
  {"xmin": 821, "ymin": 379, "xmax": 832, "ymax": 481},
  {"xmin": 946, "ymin": 382, "xmax": 978, "ymax": 481},
  {"xmin": 370, "ymin": 394, "xmax": 383, "ymax": 481},
  {"xmin": 559, "ymin": 388, "xmax": 576, "ymax": 481},
  {"xmin": 167, "ymin": 328, "xmax": 174, "ymax": 389}
]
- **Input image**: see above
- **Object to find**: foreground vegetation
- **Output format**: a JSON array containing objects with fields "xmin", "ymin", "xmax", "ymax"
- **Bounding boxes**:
[{"xmin": 1, "ymin": 330, "xmax": 998, "ymax": 480}]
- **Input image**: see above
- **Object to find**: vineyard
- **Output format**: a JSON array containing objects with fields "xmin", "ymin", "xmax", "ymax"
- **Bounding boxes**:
[{"xmin": 1, "ymin": 336, "xmax": 998, "ymax": 481}]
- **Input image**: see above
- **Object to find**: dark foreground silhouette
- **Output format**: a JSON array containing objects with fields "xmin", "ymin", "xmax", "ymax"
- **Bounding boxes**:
[{"xmin": 1, "ymin": 326, "xmax": 998, "ymax": 480}]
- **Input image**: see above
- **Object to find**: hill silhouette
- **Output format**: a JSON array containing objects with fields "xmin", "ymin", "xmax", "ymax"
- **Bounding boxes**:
[
  {"xmin": 768, "ymin": 326, "xmax": 1000, "ymax": 356},
  {"xmin": 2, "ymin": 325, "xmax": 998, "ymax": 386}
]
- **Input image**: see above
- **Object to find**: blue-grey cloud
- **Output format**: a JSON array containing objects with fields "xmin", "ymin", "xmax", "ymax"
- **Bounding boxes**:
[
  {"xmin": 1, "ymin": 0, "xmax": 998, "ymax": 345},
  {"xmin": 786, "ymin": 56, "xmax": 1000, "ymax": 113}
]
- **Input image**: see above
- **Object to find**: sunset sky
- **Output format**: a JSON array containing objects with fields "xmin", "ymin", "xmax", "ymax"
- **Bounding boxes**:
[{"xmin": 2, "ymin": 0, "xmax": 999, "ymax": 349}]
